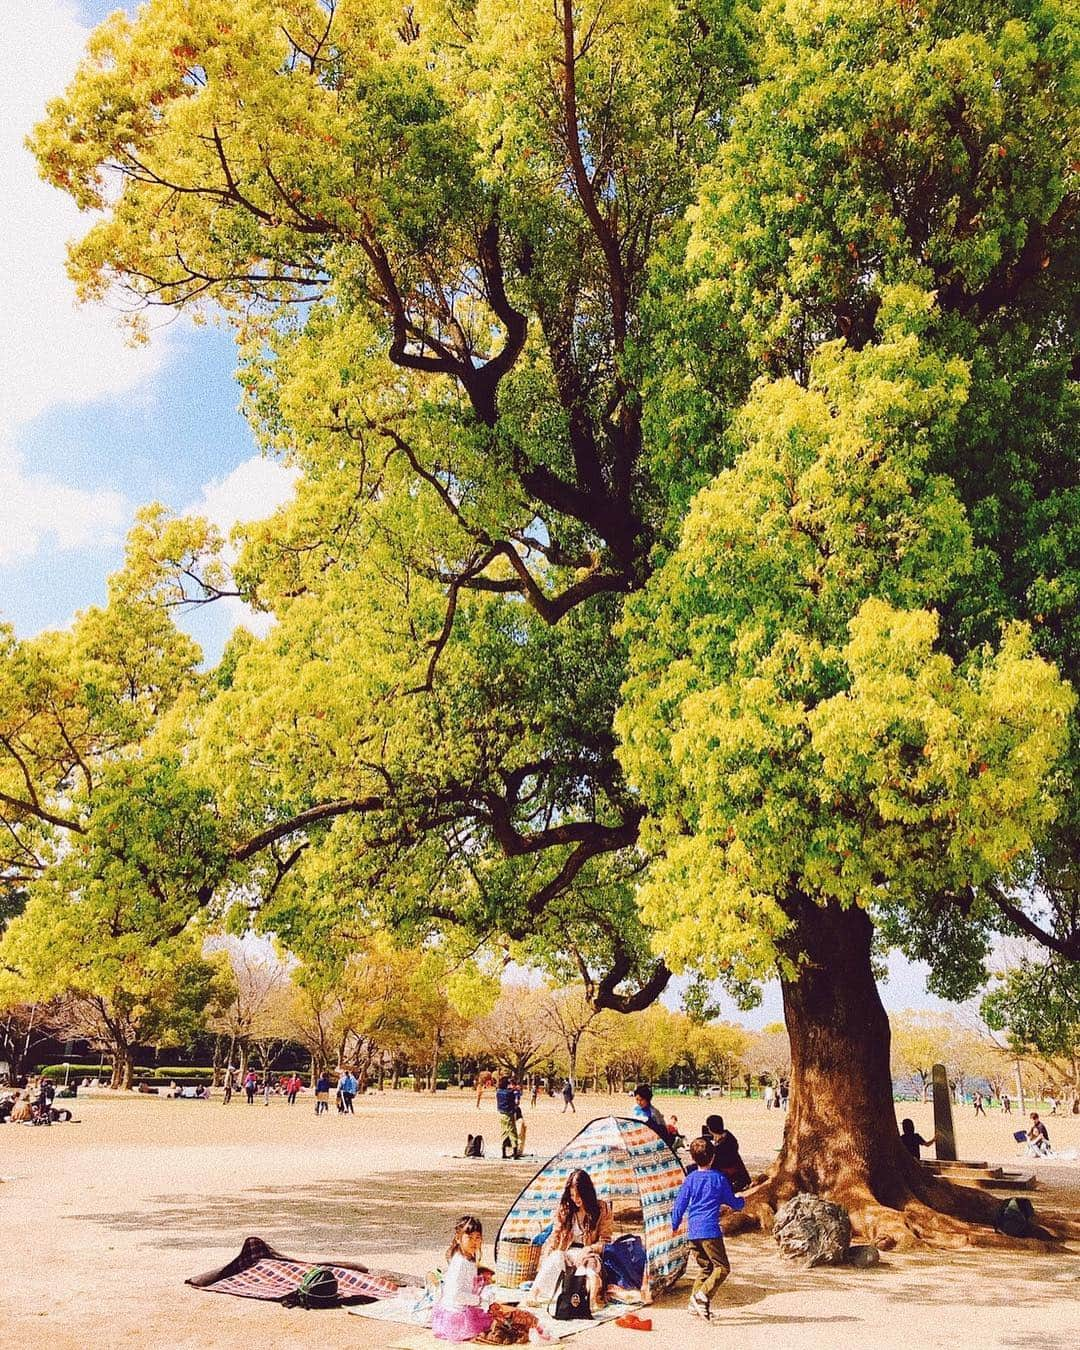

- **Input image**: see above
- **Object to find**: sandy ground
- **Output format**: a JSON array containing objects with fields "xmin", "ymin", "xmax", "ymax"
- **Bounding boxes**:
[{"xmin": 1, "ymin": 1091, "xmax": 1078, "ymax": 1349}]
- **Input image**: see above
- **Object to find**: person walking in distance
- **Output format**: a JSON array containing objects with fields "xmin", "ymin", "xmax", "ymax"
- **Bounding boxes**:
[
  {"xmin": 562, "ymin": 1078, "xmax": 575, "ymax": 1113},
  {"xmin": 314, "ymin": 1070, "xmax": 331, "ymax": 1115},
  {"xmin": 1001, "ymin": 1091, "xmax": 1012, "ymax": 1115},
  {"xmin": 222, "ymin": 1067, "xmax": 235, "ymax": 1105},
  {"xmin": 244, "ymin": 1069, "xmax": 257, "ymax": 1104}
]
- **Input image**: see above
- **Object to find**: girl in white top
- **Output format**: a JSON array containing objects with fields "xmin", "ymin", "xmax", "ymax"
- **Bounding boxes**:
[{"xmin": 432, "ymin": 1216, "xmax": 493, "ymax": 1342}]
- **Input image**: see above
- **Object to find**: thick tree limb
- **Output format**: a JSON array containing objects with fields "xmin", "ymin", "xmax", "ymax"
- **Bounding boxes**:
[
  {"xmin": 232, "ymin": 796, "xmax": 385, "ymax": 862},
  {"xmin": 986, "ymin": 883, "xmax": 1080, "ymax": 962}
]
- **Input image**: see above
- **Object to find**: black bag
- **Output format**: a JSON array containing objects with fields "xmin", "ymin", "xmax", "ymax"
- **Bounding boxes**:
[
  {"xmin": 551, "ymin": 1271, "xmax": 592, "ymax": 1321},
  {"xmin": 284, "ymin": 1265, "xmax": 339, "ymax": 1309},
  {"xmin": 994, "ymin": 1197, "xmax": 1035, "ymax": 1238},
  {"xmin": 465, "ymin": 1133, "xmax": 485, "ymax": 1157}
]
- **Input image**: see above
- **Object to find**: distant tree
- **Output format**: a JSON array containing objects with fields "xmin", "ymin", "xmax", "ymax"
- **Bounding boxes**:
[
  {"xmin": 0, "ymin": 1000, "xmax": 63, "ymax": 1082},
  {"xmin": 983, "ymin": 956, "xmax": 1080, "ymax": 1109},
  {"xmin": 595, "ymin": 1005, "xmax": 682, "ymax": 1093},
  {"xmin": 744, "ymin": 1024, "xmax": 792, "ymax": 1093},
  {"xmin": 677, "ymin": 1019, "xmax": 748, "ymax": 1094},
  {"xmin": 891, "ymin": 1011, "xmax": 960, "ymax": 1102},
  {"xmin": 466, "ymin": 986, "xmax": 552, "ymax": 1083},
  {"xmin": 538, "ymin": 986, "xmax": 605, "ymax": 1086},
  {"xmin": 205, "ymin": 937, "xmax": 291, "ymax": 1078}
]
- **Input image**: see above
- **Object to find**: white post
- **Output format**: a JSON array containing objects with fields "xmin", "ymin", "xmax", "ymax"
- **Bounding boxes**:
[{"xmin": 1014, "ymin": 1060, "xmax": 1026, "ymax": 1118}]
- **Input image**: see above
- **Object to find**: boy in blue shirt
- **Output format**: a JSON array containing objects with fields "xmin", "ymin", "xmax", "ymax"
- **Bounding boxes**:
[{"xmin": 672, "ymin": 1136, "xmax": 745, "ymax": 1320}]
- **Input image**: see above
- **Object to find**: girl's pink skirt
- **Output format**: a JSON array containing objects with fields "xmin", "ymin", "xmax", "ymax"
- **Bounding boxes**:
[{"xmin": 432, "ymin": 1303, "xmax": 493, "ymax": 1342}]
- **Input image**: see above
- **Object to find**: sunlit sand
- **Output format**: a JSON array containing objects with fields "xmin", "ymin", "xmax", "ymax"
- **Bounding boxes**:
[{"xmin": 2, "ymin": 1091, "xmax": 1078, "ymax": 1348}]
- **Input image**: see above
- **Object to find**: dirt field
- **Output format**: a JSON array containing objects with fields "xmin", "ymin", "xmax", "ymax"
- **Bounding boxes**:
[{"xmin": 1, "ymin": 1090, "xmax": 1078, "ymax": 1349}]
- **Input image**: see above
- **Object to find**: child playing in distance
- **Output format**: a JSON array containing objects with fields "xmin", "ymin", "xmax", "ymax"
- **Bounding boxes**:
[
  {"xmin": 672, "ymin": 1137, "xmax": 745, "ymax": 1321},
  {"xmin": 433, "ymin": 1216, "xmax": 493, "ymax": 1342}
]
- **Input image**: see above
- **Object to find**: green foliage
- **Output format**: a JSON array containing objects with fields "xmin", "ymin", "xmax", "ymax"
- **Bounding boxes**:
[
  {"xmin": 618, "ymin": 311, "xmax": 1074, "ymax": 983},
  {"xmin": 982, "ymin": 956, "xmax": 1080, "ymax": 1059},
  {"xmin": 10, "ymin": 0, "xmax": 1079, "ymax": 1062}
]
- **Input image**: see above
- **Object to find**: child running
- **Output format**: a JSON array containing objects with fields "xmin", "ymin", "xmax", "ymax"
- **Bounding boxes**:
[
  {"xmin": 672, "ymin": 1136, "xmax": 745, "ymax": 1321},
  {"xmin": 432, "ymin": 1216, "xmax": 494, "ymax": 1342}
]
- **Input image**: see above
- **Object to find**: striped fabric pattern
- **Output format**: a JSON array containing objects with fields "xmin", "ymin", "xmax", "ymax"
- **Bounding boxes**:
[
  {"xmin": 495, "ymin": 1116, "xmax": 688, "ymax": 1296},
  {"xmin": 186, "ymin": 1236, "xmax": 414, "ymax": 1303},
  {"xmin": 202, "ymin": 1258, "xmax": 400, "ymax": 1302}
]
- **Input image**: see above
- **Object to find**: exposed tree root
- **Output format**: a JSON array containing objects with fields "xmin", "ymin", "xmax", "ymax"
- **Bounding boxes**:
[{"xmin": 725, "ymin": 1163, "xmax": 1080, "ymax": 1251}]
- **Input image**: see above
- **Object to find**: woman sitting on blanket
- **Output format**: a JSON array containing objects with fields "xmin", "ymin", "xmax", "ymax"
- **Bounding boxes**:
[{"xmin": 525, "ymin": 1169, "xmax": 613, "ymax": 1313}]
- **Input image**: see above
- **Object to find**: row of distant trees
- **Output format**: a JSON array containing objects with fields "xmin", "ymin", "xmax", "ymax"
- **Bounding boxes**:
[{"xmin": 3, "ymin": 931, "xmax": 1075, "ymax": 1106}]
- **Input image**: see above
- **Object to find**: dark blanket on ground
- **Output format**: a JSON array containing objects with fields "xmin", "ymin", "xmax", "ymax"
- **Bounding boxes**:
[{"xmin": 186, "ymin": 1235, "xmax": 422, "ymax": 1304}]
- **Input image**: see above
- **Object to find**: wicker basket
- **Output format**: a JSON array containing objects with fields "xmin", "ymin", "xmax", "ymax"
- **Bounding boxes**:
[{"xmin": 494, "ymin": 1237, "xmax": 543, "ymax": 1289}]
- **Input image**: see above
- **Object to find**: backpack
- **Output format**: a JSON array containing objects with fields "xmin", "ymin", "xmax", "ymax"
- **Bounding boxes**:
[
  {"xmin": 465, "ymin": 1133, "xmax": 485, "ymax": 1157},
  {"xmin": 286, "ymin": 1265, "xmax": 339, "ymax": 1309},
  {"xmin": 994, "ymin": 1197, "xmax": 1035, "ymax": 1239}
]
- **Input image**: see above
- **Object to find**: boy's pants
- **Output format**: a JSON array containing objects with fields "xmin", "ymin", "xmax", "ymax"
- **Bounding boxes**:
[{"xmin": 690, "ymin": 1237, "xmax": 730, "ymax": 1302}]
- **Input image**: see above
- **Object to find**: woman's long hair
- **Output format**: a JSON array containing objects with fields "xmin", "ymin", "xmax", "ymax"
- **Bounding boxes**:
[
  {"xmin": 557, "ymin": 1168, "xmax": 601, "ymax": 1234},
  {"xmin": 447, "ymin": 1214, "xmax": 483, "ymax": 1263}
]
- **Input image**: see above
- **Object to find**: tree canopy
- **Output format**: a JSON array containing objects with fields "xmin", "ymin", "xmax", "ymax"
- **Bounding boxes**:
[{"xmin": 3, "ymin": 0, "xmax": 1077, "ymax": 1241}]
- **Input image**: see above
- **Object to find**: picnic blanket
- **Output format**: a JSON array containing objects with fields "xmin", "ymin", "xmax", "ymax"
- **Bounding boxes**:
[
  {"xmin": 350, "ymin": 1296, "xmax": 627, "ymax": 1342},
  {"xmin": 186, "ymin": 1235, "xmax": 420, "ymax": 1304},
  {"xmin": 349, "ymin": 1283, "xmax": 630, "ymax": 1340}
]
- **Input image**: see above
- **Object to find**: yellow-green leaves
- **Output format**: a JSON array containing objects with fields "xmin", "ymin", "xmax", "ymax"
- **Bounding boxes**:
[
  {"xmin": 619, "ymin": 316, "xmax": 1074, "ymax": 978},
  {"xmin": 809, "ymin": 601, "xmax": 1073, "ymax": 900}
]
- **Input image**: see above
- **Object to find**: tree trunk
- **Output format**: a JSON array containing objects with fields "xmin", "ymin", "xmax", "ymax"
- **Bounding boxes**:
[
  {"xmin": 729, "ymin": 897, "xmax": 1048, "ymax": 1249},
  {"xmin": 111, "ymin": 1043, "xmax": 134, "ymax": 1091},
  {"xmin": 429, "ymin": 1028, "xmax": 443, "ymax": 1093}
]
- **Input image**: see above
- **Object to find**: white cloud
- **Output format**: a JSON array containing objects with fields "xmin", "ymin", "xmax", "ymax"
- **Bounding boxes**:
[
  {"xmin": 0, "ymin": 460, "xmax": 126, "ymax": 567},
  {"xmin": 190, "ymin": 456, "xmax": 300, "ymax": 536},
  {"xmin": 186, "ymin": 454, "xmax": 299, "ymax": 639},
  {"xmin": 0, "ymin": 2, "xmax": 171, "ymax": 566}
]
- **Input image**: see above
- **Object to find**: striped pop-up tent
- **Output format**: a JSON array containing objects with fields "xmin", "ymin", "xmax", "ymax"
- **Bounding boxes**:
[{"xmin": 495, "ymin": 1116, "xmax": 687, "ymax": 1297}]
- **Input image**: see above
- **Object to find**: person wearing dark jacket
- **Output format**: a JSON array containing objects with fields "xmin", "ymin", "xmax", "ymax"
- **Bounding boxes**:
[
  {"xmin": 495, "ymin": 1077, "xmax": 519, "ymax": 1158},
  {"xmin": 702, "ymin": 1115, "xmax": 752, "ymax": 1192},
  {"xmin": 899, "ymin": 1118, "xmax": 934, "ymax": 1159}
]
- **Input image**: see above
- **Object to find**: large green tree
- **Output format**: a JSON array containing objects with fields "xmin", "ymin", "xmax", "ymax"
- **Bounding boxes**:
[{"xmin": 14, "ymin": 0, "xmax": 1077, "ymax": 1242}]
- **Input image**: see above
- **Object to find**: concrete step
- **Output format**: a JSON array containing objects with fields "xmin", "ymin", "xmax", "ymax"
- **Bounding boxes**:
[
  {"xmin": 920, "ymin": 1159, "xmax": 990, "ymax": 1170},
  {"xmin": 946, "ymin": 1171, "xmax": 1037, "ymax": 1192},
  {"xmin": 920, "ymin": 1160, "xmax": 1037, "ymax": 1191},
  {"xmin": 922, "ymin": 1162, "xmax": 1002, "ymax": 1180}
]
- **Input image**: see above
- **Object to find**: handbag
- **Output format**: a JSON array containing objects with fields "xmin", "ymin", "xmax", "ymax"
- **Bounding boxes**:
[
  {"xmin": 601, "ymin": 1235, "xmax": 646, "ymax": 1290},
  {"xmin": 550, "ymin": 1270, "xmax": 592, "ymax": 1321}
]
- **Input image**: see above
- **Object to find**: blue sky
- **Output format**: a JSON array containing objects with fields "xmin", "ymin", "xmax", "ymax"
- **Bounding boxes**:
[
  {"xmin": 2, "ymin": 1, "xmax": 296, "ymax": 657},
  {"xmin": 2, "ymin": 1, "xmax": 969, "ymax": 1027}
]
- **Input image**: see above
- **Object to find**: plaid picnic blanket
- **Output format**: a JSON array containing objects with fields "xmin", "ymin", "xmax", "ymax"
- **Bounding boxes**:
[{"xmin": 186, "ymin": 1235, "xmax": 418, "ymax": 1303}]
